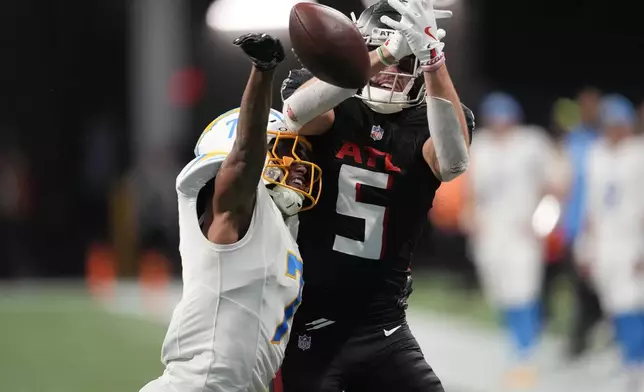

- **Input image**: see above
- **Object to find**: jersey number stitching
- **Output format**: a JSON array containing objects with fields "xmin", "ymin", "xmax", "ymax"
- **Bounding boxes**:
[
  {"xmin": 271, "ymin": 252, "xmax": 304, "ymax": 343},
  {"xmin": 333, "ymin": 165, "xmax": 391, "ymax": 260}
]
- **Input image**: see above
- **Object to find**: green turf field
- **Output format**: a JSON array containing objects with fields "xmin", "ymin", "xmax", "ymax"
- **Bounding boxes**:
[
  {"xmin": 0, "ymin": 287, "xmax": 165, "ymax": 392},
  {"xmin": 409, "ymin": 271, "xmax": 575, "ymax": 335},
  {"xmin": 0, "ymin": 274, "xmax": 575, "ymax": 392}
]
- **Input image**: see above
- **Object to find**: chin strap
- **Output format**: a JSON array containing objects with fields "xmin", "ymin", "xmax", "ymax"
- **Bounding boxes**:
[{"xmin": 267, "ymin": 185, "xmax": 304, "ymax": 216}]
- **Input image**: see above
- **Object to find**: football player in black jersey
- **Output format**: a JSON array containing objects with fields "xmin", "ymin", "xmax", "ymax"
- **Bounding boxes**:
[{"xmin": 278, "ymin": 0, "xmax": 475, "ymax": 391}]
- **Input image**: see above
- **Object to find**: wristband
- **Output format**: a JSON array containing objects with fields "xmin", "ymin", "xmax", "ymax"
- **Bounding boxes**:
[
  {"xmin": 377, "ymin": 46, "xmax": 396, "ymax": 67},
  {"xmin": 420, "ymin": 49, "xmax": 446, "ymax": 73}
]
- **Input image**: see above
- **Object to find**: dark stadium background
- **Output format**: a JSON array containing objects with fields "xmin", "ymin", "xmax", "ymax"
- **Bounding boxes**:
[
  {"xmin": 2, "ymin": 0, "xmax": 642, "ymax": 278},
  {"xmin": 0, "ymin": 1, "xmax": 642, "ymax": 390}
]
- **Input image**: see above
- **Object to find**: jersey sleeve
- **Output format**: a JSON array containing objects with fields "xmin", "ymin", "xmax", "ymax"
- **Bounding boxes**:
[{"xmin": 280, "ymin": 68, "xmax": 315, "ymax": 101}]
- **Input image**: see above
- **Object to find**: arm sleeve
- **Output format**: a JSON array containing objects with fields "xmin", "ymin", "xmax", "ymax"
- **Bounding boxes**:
[{"xmin": 280, "ymin": 68, "xmax": 358, "ymax": 133}]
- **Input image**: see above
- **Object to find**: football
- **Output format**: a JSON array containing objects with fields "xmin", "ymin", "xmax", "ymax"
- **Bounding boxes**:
[{"xmin": 289, "ymin": 3, "xmax": 370, "ymax": 89}]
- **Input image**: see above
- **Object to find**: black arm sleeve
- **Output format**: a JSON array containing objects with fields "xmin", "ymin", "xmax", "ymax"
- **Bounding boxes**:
[
  {"xmin": 461, "ymin": 103, "xmax": 476, "ymax": 145},
  {"xmin": 280, "ymin": 68, "xmax": 315, "ymax": 101}
]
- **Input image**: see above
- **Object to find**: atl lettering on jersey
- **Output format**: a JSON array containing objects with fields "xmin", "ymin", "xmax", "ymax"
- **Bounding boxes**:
[{"xmin": 336, "ymin": 141, "xmax": 401, "ymax": 173}]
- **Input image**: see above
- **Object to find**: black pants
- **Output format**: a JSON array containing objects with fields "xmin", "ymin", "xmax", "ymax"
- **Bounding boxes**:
[
  {"xmin": 281, "ymin": 319, "xmax": 444, "ymax": 392},
  {"xmin": 569, "ymin": 268, "xmax": 603, "ymax": 356},
  {"xmin": 540, "ymin": 261, "xmax": 564, "ymax": 326},
  {"xmin": 560, "ymin": 246, "xmax": 603, "ymax": 357}
]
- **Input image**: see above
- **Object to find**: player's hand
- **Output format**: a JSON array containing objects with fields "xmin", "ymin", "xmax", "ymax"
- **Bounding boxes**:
[
  {"xmin": 382, "ymin": 19, "xmax": 446, "ymax": 63},
  {"xmin": 233, "ymin": 33, "xmax": 285, "ymax": 71},
  {"xmin": 380, "ymin": 0, "xmax": 451, "ymax": 72},
  {"xmin": 382, "ymin": 30, "xmax": 412, "ymax": 62}
]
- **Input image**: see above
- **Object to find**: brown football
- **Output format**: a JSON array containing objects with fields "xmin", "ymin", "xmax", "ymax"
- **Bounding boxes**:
[{"xmin": 289, "ymin": 3, "xmax": 370, "ymax": 89}]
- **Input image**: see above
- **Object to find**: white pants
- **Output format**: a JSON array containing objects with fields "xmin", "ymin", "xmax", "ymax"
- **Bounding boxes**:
[
  {"xmin": 591, "ymin": 240, "xmax": 644, "ymax": 314},
  {"xmin": 472, "ymin": 233, "xmax": 543, "ymax": 307}
]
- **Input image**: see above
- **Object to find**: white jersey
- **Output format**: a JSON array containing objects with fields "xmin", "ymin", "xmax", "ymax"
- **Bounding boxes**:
[
  {"xmin": 468, "ymin": 126, "xmax": 556, "ymax": 306},
  {"xmin": 469, "ymin": 126, "xmax": 556, "ymax": 238},
  {"xmin": 155, "ymin": 153, "xmax": 303, "ymax": 392},
  {"xmin": 584, "ymin": 136, "xmax": 644, "ymax": 313}
]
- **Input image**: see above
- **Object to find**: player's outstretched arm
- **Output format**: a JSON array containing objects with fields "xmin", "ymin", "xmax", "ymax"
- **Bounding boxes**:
[
  {"xmin": 281, "ymin": 37, "xmax": 416, "ymax": 136},
  {"xmin": 282, "ymin": 5, "xmax": 452, "ymax": 136},
  {"xmin": 208, "ymin": 33, "xmax": 285, "ymax": 244},
  {"xmin": 382, "ymin": 0, "xmax": 469, "ymax": 182}
]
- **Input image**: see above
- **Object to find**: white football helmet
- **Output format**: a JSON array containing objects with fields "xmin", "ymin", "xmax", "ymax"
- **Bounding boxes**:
[
  {"xmin": 194, "ymin": 108, "xmax": 322, "ymax": 216},
  {"xmin": 353, "ymin": 1, "xmax": 426, "ymax": 114}
]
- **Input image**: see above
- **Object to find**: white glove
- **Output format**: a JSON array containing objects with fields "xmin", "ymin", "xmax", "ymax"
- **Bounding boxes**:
[
  {"xmin": 382, "ymin": 30, "xmax": 412, "ymax": 62},
  {"xmin": 380, "ymin": 0, "xmax": 452, "ymax": 72},
  {"xmin": 382, "ymin": 23, "xmax": 446, "ymax": 63}
]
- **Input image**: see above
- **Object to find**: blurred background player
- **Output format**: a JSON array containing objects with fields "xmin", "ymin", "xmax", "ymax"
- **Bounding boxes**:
[
  {"xmin": 539, "ymin": 97, "xmax": 575, "ymax": 328},
  {"xmin": 576, "ymin": 94, "xmax": 644, "ymax": 392},
  {"xmin": 561, "ymin": 87, "xmax": 605, "ymax": 358},
  {"xmin": 278, "ymin": 0, "xmax": 474, "ymax": 391},
  {"xmin": 140, "ymin": 33, "xmax": 322, "ymax": 392},
  {"xmin": 463, "ymin": 92, "xmax": 561, "ymax": 389}
]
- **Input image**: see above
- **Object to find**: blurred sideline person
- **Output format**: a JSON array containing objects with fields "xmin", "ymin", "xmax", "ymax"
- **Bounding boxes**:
[
  {"xmin": 430, "ymin": 174, "xmax": 478, "ymax": 290},
  {"xmin": 540, "ymin": 98, "xmax": 575, "ymax": 326},
  {"xmin": 140, "ymin": 33, "xmax": 323, "ymax": 392},
  {"xmin": 637, "ymin": 101, "xmax": 644, "ymax": 134},
  {"xmin": 576, "ymin": 95, "xmax": 644, "ymax": 391},
  {"xmin": 463, "ymin": 92, "xmax": 560, "ymax": 389},
  {"xmin": 561, "ymin": 87, "xmax": 604, "ymax": 358}
]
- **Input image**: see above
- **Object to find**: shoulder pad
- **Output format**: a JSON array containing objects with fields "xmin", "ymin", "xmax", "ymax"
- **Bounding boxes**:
[{"xmin": 176, "ymin": 152, "xmax": 227, "ymax": 198}]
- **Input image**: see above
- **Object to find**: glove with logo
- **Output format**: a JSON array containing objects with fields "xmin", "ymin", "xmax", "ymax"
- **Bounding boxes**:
[
  {"xmin": 380, "ymin": 0, "xmax": 451, "ymax": 72},
  {"xmin": 382, "ymin": 21, "xmax": 447, "ymax": 64},
  {"xmin": 233, "ymin": 33, "xmax": 285, "ymax": 71}
]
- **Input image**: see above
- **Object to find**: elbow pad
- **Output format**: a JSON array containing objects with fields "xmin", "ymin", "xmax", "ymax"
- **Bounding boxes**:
[
  {"xmin": 282, "ymin": 80, "xmax": 357, "ymax": 132},
  {"xmin": 427, "ymin": 96, "xmax": 469, "ymax": 181}
]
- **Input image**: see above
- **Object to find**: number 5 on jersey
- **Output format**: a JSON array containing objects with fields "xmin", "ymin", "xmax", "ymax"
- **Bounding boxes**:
[
  {"xmin": 271, "ymin": 252, "xmax": 304, "ymax": 343},
  {"xmin": 334, "ymin": 165, "xmax": 392, "ymax": 260}
]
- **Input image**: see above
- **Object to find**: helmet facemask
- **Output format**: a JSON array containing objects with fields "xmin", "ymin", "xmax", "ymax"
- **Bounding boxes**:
[
  {"xmin": 263, "ymin": 131, "xmax": 322, "ymax": 215},
  {"xmin": 352, "ymin": 4, "xmax": 427, "ymax": 114}
]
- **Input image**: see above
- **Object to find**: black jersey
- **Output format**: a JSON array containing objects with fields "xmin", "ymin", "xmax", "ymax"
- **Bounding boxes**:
[{"xmin": 282, "ymin": 69, "xmax": 473, "ymax": 324}]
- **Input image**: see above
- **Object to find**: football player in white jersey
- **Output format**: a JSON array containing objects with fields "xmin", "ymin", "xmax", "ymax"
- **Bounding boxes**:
[
  {"xmin": 576, "ymin": 94, "xmax": 644, "ymax": 391},
  {"xmin": 463, "ymin": 92, "xmax": 560, "ymax": 388},
  {"xmin": 139, "ymin": 33, "xmax": 322, "ymax": 392}
]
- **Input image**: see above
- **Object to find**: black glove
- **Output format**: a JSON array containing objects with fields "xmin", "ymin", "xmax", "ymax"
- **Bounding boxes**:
[{"xmin": 233, "ymin": 33, "xmax": 285, "ymax": 71}]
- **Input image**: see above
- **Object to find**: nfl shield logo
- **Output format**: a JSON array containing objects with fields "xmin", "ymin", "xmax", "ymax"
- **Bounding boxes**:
[
  {"xmin": 298, "ymin": 334, "xmax": 312, "ymax": 351},
  {"xmin": 370, "ymin": 125, "xmax": 384, "ymax": 141}
]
